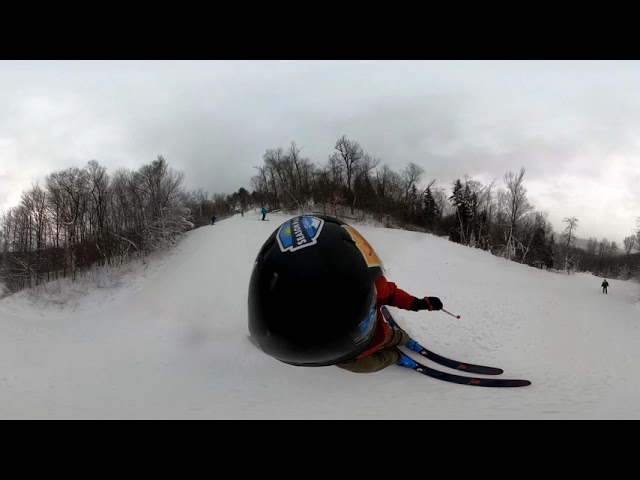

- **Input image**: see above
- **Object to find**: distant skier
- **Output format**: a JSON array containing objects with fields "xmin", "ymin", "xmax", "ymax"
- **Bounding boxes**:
[
  {"xmin": 601, "ymin": 279, "xmax": 609, "ymax": 294},
  {"xmin": 248, "ymin": 214, "xmax": 444, "ymax": 374},
  {"xmin": 261, "ymin": 207, "xmax": 267, "ymax": 221},
  {"xmin": 210, "ymin": 215, "xmax": 216, "ymax": 225}
]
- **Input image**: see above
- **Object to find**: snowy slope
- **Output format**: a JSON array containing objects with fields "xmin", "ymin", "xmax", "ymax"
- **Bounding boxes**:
[{"xmin": 0, "ymin": 210, "xmax": 639, "ymax": 419}]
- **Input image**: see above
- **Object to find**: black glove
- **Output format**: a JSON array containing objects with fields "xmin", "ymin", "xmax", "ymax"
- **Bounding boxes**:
[{"xmin": 410, "ymin": 296, "xmax": 443, "ymax": 312}]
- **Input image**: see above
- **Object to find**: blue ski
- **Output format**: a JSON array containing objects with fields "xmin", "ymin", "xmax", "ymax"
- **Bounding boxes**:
[
  {"xmin": 396, "ymin": 353, "xmax": 531, "ymax": 388},
  {"xmin": 381, "ymin": 305, "xmax": 505, "ymax": 376}
]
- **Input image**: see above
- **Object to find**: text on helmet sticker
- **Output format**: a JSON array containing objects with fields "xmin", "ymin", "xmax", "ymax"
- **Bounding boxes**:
[{"xmin": 276, "ymin": 216, "xmax": 325, "ymax": 253}]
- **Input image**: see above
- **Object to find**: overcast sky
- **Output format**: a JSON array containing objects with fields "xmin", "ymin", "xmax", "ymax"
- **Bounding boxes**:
[{"xmin": 1, "ymin": 60, "xmax": 639, "ymax": 242}]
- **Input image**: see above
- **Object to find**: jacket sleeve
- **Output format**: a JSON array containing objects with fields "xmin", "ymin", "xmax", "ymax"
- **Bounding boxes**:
[{"xmin": 375, "ymin": 275, "xmax": 417, "ymax": 311}]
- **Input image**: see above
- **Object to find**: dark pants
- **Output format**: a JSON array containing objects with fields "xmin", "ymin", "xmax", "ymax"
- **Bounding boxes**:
[
  {"xmin": 602, "ymin": 287, "xmax": 607, "ymax": 294},
  {"xmin": 262, "ymin": 213, "xmax": 266, "ymax": 220},
  {"xmin": 336, "ymin": 327, "xmax": 411, "ymax": 374}
]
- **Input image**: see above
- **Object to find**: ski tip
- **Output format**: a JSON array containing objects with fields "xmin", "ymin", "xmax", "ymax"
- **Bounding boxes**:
[
  {"xmin": 468, "ymin": 378, "xmax": 532, "ymax": 387},
  {"xmin": 506, "ymin": 379, "xmax": 532, "ymax": 387}
]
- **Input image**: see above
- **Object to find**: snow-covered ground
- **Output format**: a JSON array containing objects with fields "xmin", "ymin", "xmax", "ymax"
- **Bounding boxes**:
[{"xmin": 1, "ymin": 210, "xmax": 639, "ymax": 419}]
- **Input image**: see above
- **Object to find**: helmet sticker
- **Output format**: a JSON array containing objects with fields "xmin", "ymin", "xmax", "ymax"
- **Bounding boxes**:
[
  {"xmin": 342, "ymin": 225, "xmax": 381, "ymax": 268},
  {"xmin": 277, "ymin": 216, "xmax": 325, "ymax": 253}
]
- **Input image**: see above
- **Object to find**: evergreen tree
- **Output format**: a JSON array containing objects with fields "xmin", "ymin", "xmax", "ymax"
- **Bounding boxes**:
[
  {"xmin": 423, "ymin": 186, "xmax": 438, "ymax": 231},
  {"xmin": 449, "ymin": 179, "xmax": 466, "ymax": 243}
]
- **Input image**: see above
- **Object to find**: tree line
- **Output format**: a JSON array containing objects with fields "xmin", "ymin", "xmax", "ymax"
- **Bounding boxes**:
[
  {"xmin": 249, "ymin": 135, "xmax": 640, "ymax": 278},
  {"xmin": 0, "ymin": 156, "xmax": 194, "ymax": 293},
  {"xmin": 2, "ymin": 135, "xmax": 639, "ymax": 296}
]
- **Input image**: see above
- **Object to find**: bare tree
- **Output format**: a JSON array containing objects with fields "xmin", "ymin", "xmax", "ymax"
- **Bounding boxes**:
[
  {"xmin": 136, "ymin": 156, "xmax": 189, "ymax": 249},
  {"xmin": 332, "ymin": 135, "xmax": 365, "ymax": 214},
  {"xmin": 327, "ymin": 154, "xmax": 344, "ymax": 188},
  {"xmin": 21, "ymin": 184, "xmax": 48, "ymax": 252},
  {"xmin": 45, "ymin": 167, "xmax": 91, "ymax": 279},
  {"xmin": 285, "ymin": 141, "xmax": 313, "ymax": 201},
  {"xmin": 374, "ymin": 164, "xmax": 394, "ymax": 199},
  {"xmin": 86, "ymin": 160, "xmax": 110, "ymax": 242},
  {"xmin": 263, "ymin": 147, "xmax": 288, "ymax": 207},
  {"xmin": 623, "ymin": 235, "xmax": 636, "ymax": 278},
  {"xmin": 623, "ymin": 235, "xmax": 636, "ymax": 255},
  {"xmin": 351, "ymin": 153, "xmax": 380, "ymax": 214},
  {"xmin": 400, "ymin": 162, "xmax": 425, "ymax": 204},
  {"xmin": 561, "ymin": 217, "xmax": 579, "ymax": 273},
  {"xmin": 502, "ymin": 167, "xmax": 533, "ymax": 260},
  {"xmin": 250, "ymin": 166, "xmax": 269, "ymax": 208},
  {"xmin": 333, "ymin": 135, "xmax": 364, "ymax": 192}
]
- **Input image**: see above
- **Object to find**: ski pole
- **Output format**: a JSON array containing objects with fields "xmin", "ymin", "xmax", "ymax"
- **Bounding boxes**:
[{"xmin": 442, "ymin": 309, "xmax": 461, "ymax": 319}]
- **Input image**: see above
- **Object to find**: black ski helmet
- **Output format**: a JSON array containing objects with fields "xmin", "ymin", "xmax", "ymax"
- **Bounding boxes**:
[{"xmin": 248, "ymin": 214, "xmax": 384, "ymax": 366}]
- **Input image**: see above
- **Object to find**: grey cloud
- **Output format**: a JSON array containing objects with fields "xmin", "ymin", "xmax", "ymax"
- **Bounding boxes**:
[{"xmin": 1, "ymin": 60, "xmax": 639, "ymax": 241}]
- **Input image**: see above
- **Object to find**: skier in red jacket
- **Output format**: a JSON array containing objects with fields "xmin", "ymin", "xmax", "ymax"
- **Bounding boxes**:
[{"xmin": 248, "ymin": 214, "xmax": 443, "ymax": 373}]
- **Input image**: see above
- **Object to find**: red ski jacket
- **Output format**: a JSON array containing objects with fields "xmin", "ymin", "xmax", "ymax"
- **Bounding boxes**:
[{"xmin": 355, "ymin": 274, "xmax": 416, "ymax": 359}]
